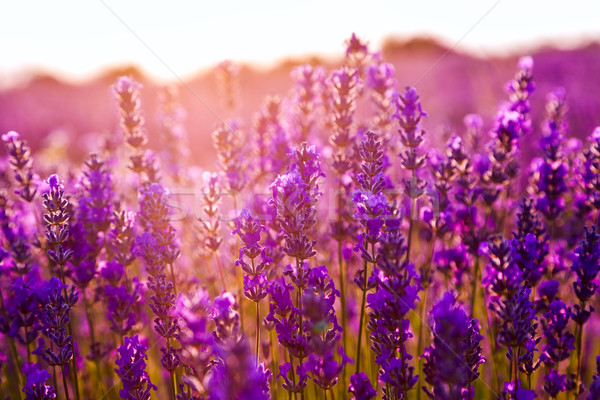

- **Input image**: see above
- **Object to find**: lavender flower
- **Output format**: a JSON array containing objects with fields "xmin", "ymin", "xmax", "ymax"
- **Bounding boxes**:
[
  {"xmin": 301, "ymin": 347, "xmax": 349, "ymax": 390},
  {"xmin": 329, "ymin": 67, "xmax": 360, "ymax": 176},
  {"xmin": 215, "ymin": 60, "xmax": 240, "ymax": 114},
  {"xmin": 506, "ymin": 56, "xmax": 535, "ymax": 135},
  {"xmin": 348, "ymin": 372, "xmax": 376, "ymax": 400},
  {"xmin": 115, "ymin": 335, "xmax": 157, "ymax": 400},
  {"xmin": 571, "ymin": 226, "xmax": 600, "ymax": 323},
  {"xmin": 42, "ymin": 175, "xmax": 74, "ymax": 280},
  {"xmin": 291, "ymin": 64, "xmax": 325, "ymax": 142},
  {"xmin": 422, "ymin": 292, "xmax": 485, "ymax": 400},
  {"xmin": 531, "ymin": 88, "xmax": 568, "ymax": 222},
  {"xmin": 105, "ymin": 282, "xmax": 142, "ymax": 336},
  {"xmin": 113, "ymin": 76, "xmax": 154, "ymax": 179},
  {"xmin": 210, "ymin": 338, "xmax": 272, "ymax": 400},
  {"xmin": 212, "ymin": 120, "xmax": 247, "ymax": 197},
  {"xmin": 541, "ymin": 299, "xmax": 574, "ymax": 361},
  {"xmin": 511, "ymin": 198, "xmax": 548, "ymax": 286},
  {"xmin": 395, "ymin": 87, "xmax": 428, "ymax": 261},
  {"xmin": 366, "ymin": 61, "xmax": 396, "ymax": 136},
  {"xmin": 367, "ymin": 218, "xmax": 421, "ymax": 399},
  {"xmin": 588, "ymin": 356, "xmax": 600, "ymax": 400},
  {"xmin": 22, "ymin": 363, "xmax": 56, "ymax": 400},
  {"xmin": 499, "ymin": 380, "xmax": 536, "ymax": 400},
  {"xmin": 2, "ymin": 131, "xmax": 37, "ymax": 202}
]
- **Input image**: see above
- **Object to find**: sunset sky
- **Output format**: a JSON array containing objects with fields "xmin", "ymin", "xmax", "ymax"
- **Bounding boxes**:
[{"xmin": 1, "ymin": 0, "xmax": 599, "ymax": 84}]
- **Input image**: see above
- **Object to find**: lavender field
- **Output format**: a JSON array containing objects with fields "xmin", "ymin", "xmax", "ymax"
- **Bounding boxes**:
[{"xmin": 1, "ymin": 34, "xmax": 600, "ymax": 400}]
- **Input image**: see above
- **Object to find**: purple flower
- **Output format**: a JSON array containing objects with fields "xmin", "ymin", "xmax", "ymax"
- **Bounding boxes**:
[
  {"xmin": 243, "ymin": 273, "xmax": 268, "ymax": 302},
  {"xmin": 511, "ymin": 199, "xmax": 548, "ymax": 287},
  {"xmin": 2, "ymin": 130, "xmax": 38, "ymax": 202},
  {"xmin": 540, "ymin": 300, "xmax": 575, "ymax": 366},
  {"xmin": 209, "ymin": 338, "xmax": 272, "ymax": 400},
  {"xmin": 301, "ymin": 347, "xmax": 350, "ymax": 390},
  {"xmin": 22, "ymin": 363, "xmax": 56, "ymax": 400},
  {"xmin": 422, "ymin": 292, "xmax": 485, "ymax": 398},
  {"xmin": 543, "ymin": 369, "xmax": 567, "ymax": 398},
  {"xmin": 501, "ymin": 380, "xmax": 536, "ymax": 400},
  {"xmin": 571, "ymin": 226, "xmax": 600, "ymax": 323},
  {"xmin": 290, "ymin": 64, "xmax": 326, "ymax": 142},
  {"xmin": 105, "ymin": 284, "xmax": 139, "ymax": 336},
  {"xmin": 506, "ymin": 56, "xmax": 535, "ymax": 129},
  {"xmin": 115, "ymin": 335, "xmax": 156, "ymax": 400},
  {"xmin": 329, "ymin": 67, "xmax": 361, "ymax": 173},
  {"xmin": 212, "ymin": 120, "xmax": 247, "ymax": 195},
  {"xmin": 38, "ymin": 277, "xmax": 78, "ymax": 367},
  {"xmin": 588, "ymin": 356, "xmax": 600, "ymax": 400},
  {"xmin": 212, "ymin": 292, "xmax": 240, "ymax": 344},
  {"xmin": 532, "ymin": 88, "xmax": 568, "ymax": 222},
  {"xmin": 42, "ymin": 174, "xmax": 74, "ymax": 272},
  {"xmin": 233, "ymin": 208, "xmax": 271, "ymax": 277},
  {"xmin": 348, "ymin": 372, "xmax": 376, "ymax": 400},
  {"xmin": 278, "ymin": 362, "xmax": 308, "ymax": 393},
  {"xmin": 113, "ymin": 76, "xmax": 147, "ymax": 150}
]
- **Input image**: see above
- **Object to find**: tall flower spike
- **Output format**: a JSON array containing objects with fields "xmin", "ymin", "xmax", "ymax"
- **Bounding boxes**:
[
  {"xmin": 588, "ymin": 356, "xmax": 600, "ymax": 400},
  {"xmin": 395, "ymin": 87, "xmax": 428, "ymax": 261},
  {"xmin": 113, "ymin": 76, "xmax": 153, "ymax": 179},
  {"xmin": 291, "ymin": 64, "xmax": 326, "ymax": 142},
  {"xmin": 329, "ymin": 67, "xmax": 361, "ymax": 176},
  {"xmin": 348, "ymin": 372, "xmax": 376, "ymax": 400},
  {"xmin": 209, "ymin": 338, "xmax": 272, "ymax": 400},
  {"xmin": 42, "ymin": 175, "xmax": 73, "ymax": 280},
  {"xmin": 2, "ymin": 131, "xmax": 38, "ymax": 202},
  {"xmin": 344, "ymin": 33, "xmax": 371, "ymax": 73},
  {"xmin": 22, "ymin": 363, "xmax": 56, "ymax": 400},
  {"xmin": 506, "ymin": 56, "xmax": 535, "ymax": 135},
  {"xmin": 115, "ymin": 335, "xmax": 157, "ymax": 400},
  {"xmin": 531, "ymin": 88, "xmax": 568, "ymax": 222},
  {"xmin": 422, "ymin": 292, "xmax": 485, "ymax": 400},
  {"xmin": 580, "ymin": 127, "xmax": 600, "ymax": 221},
  {"xmin": 511, "ymin": 198, "xmax": 549, "ymax": 287},
  {"xmin": 366, "ymin": 61, "xmax": 397, "ymax": 138},
  {"xmin": 215, "ymin": 60, "xmax": 240, "ymax": 115},
  {"xmin": 212, "ymin": 120, "xmax": 247, "ymax": 197},
  {"xmin": 158, "ymin": 85, "xmax": 189, "ymax": 182}
]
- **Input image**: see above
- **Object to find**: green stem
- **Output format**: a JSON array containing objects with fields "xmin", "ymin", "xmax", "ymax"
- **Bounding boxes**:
[
  {"xmin": 416, "ymin": 287, "xmax": 428, "ymax": 400},
  {"xmin": 270, "ymin": 328, "xmax": 278, "ymax": 400},
  {"xmin": 575, "ymin": 320, "xmax": 584, "ymax": 397},
  {"xmin": 58, "ymin": 262, "xmax": 80, "ymax": 400},
  {"xmin": 406, "ymin": 196, "xmax": 416, "ymax": 262},
  {"xmin": 61, "ymin": 365, "xmax": 71, "ymax": 400},
  {"xmin": 470, "ymin": 256, "xmax": 480, "ymax": 318},
  {"xmin": 337, "ymin": 238, "xmax": 347, "ymax": 392},
  {"xmin": 213, "ymin": 250, "xmax": 227, "ymax": 292},
  {"xmin": 355, "ymin": 261, "xmax": 368, "ymax": 375},
  {"xmin": 256, "ymin": 301, "xmax": 260, "ymax": 368},
  {"xmin": 290, "ymin": 356, "xmax": 298, "ymax": 400},
  {"xmin": 170, "ymin": 371, "xmax": 177, "ymax": 400},
  {"xmin": 169, "ymin": 263, "xmax": 177, "ymax": 295},
  {"xmin": 329, "ymin": 388, "xmax": 336, "ymax": 400}
]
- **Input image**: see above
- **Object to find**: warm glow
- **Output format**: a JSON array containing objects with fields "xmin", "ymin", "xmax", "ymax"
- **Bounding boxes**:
[{"xmin": 1, "ymin": 0, "xmax": 599, "ymax": 83}]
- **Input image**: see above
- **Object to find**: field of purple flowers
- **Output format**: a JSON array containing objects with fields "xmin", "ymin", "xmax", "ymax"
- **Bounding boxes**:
[{"xmin": 1, "ymin": 34, "xmax": 599, "ymax": 400}]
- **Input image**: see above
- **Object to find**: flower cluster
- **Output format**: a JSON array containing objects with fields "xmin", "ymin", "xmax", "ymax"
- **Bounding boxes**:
[{"xmin": 3, "ymin": 33, "xmax": 600, "ymax": 400}]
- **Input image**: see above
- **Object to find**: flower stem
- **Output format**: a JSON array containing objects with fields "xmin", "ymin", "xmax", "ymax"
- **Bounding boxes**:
[
  {"xmin": 213, "ymin": 250, "xmax": 227, "ymax": 292},
  {"xmin": 355, "ymin": 260, "xmax": 368, "ymax": 375},
  {"xmin": 256, "ymin": 300, "xmax": 261, "ymax": 368},
  {"xmin": 170, "ymin": 370, "xmax": 177, "ymax": 400},
  {"xmin": 269, "ymin": 328, "xmax": 278, "ymax": 400},
  {"xmin": 416, "ymin": 287, "xmax": 428, "ymax": 400},
  {"xmin": 575, "ymin": 319, "xmax": 585, "ymax": 397},
  {"xmin": 61, "ymin": 365, "xmax": 71, "ymax": 400}
]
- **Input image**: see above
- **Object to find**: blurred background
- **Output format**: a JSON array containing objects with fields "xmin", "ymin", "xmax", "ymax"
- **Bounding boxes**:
[{"xmin": 1, "ymin": 0, "xmax": 600, "ymax": 163}]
